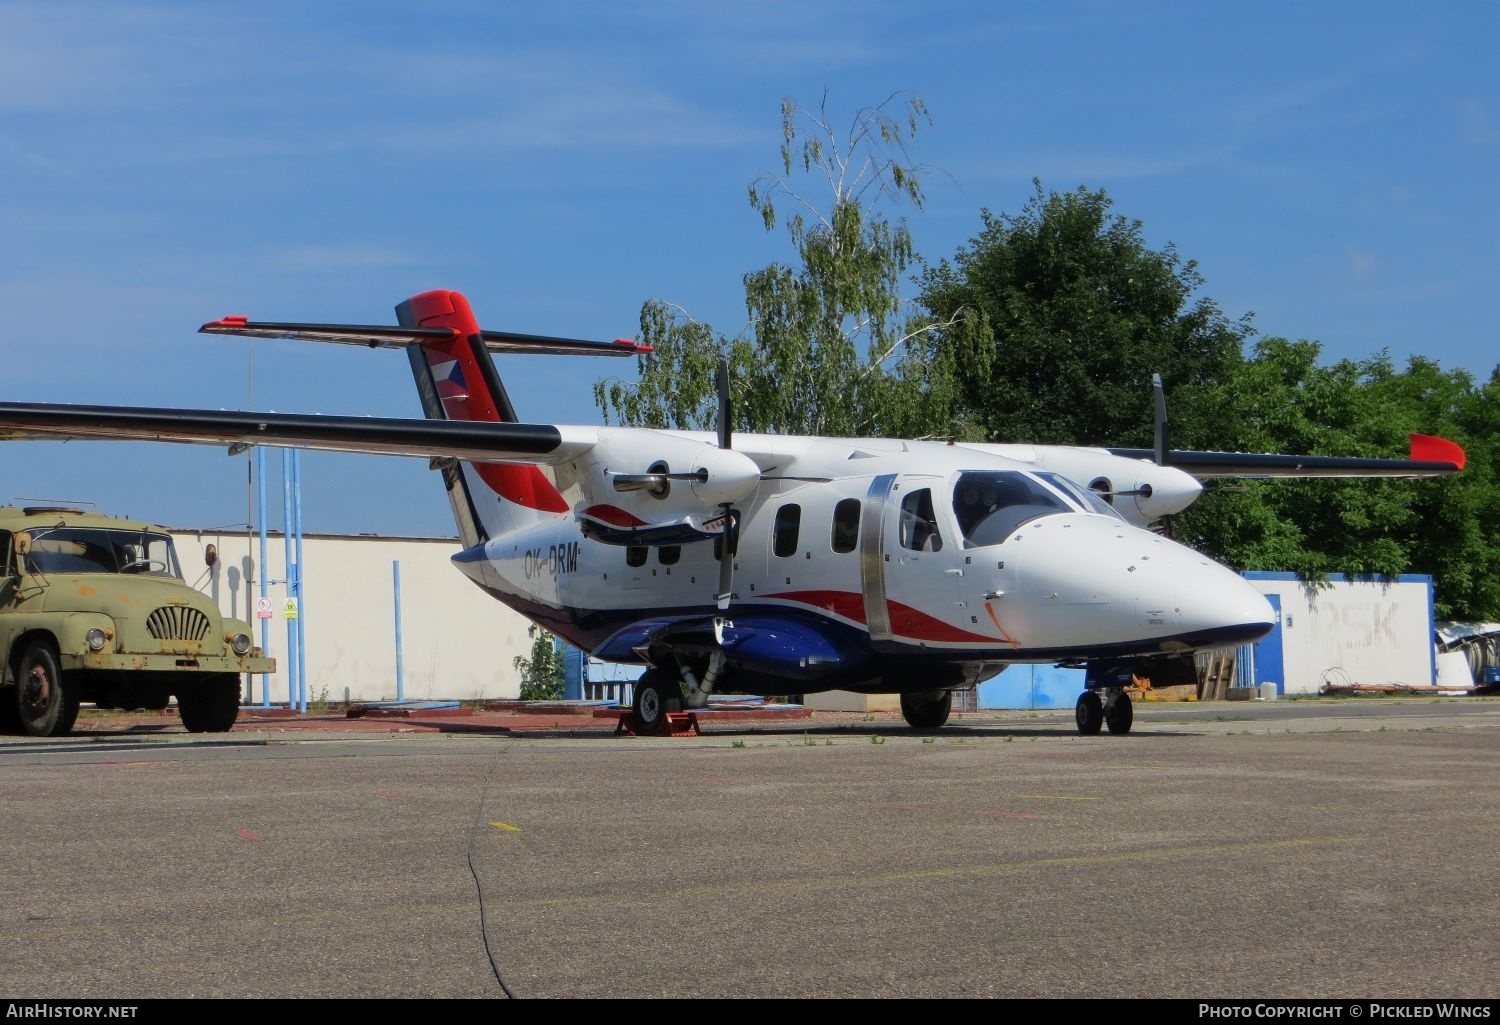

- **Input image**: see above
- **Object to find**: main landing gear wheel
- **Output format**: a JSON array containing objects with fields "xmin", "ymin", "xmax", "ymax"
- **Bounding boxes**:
[
  {"xmin": 900, "ymin": 690, "xmax": 952, "ymax": 729},
  {"xmin": 1105, "ymin": 691, "xmax": 1134, "ymax": 735},
  {"xmin": 1075, "ymin": 690, "xmax": 1103, "ymax": 736},
  {"xmin": 631, "ymin": 669, "xmax": 682, "ymax": 736}
]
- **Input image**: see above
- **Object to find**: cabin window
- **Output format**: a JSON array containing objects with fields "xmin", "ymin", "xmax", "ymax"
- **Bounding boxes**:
[
  {"xmin": 831, "ymin": 498, "xmax": 861, "ymax": 553},
  {"xmin": 773, "ymin": 504, "xmax": 801, "ymax": 558},
  {"xmin": 625, "ymin": 546, "xmax": 647, "ymax": 567},
  {"xmin": 0, "ymin": 531, "xmax": 11, "ymax": 576},
  {"xmin": 898, "ymin": 489, "xmax": 943, "ymax": 552},
  {"xmin": 659, "ymin": 545, "xmax": 681, "ymax": 566}
]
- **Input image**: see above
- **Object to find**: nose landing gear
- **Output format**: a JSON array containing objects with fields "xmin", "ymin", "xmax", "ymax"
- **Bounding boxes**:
[{"xmin": 1075, "ymin": 687, "xmax": 1133, "ymax": 735}]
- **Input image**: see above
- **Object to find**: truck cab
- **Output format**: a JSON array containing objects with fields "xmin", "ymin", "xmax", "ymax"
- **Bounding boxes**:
[{"xmin": 0, "ymin": 505, "xmax": 275, "ymax": 736}]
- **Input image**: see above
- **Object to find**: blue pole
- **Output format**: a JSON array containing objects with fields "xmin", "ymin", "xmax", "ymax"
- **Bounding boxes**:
[
  {"xmin": 258, "ymin": 447, "xmax": 270, "ymax": 709},
  {"xmin": 393, "ymin": 560, "xmax": 405, "ymax": 702},
  {"xmin": 294, "ymin": 449, "xmax": 307, "ymax": 714},
  {"xmin": 282, "ymin": 448, "xmax": 297, "ymax": 711}
]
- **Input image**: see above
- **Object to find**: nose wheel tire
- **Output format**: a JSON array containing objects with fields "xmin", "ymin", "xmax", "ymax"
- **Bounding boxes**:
[
  {"xmin": 1105, "ymin": 691, "xmax": 1134, "ymax": 735},
  {"xmin": 1075, "ymin": 690, "xmax": 1103, "ymax": 735}
]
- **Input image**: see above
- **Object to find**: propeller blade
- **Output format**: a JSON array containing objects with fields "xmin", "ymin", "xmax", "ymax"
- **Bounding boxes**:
[
  {"xmin": 713, "ymin": 361, "xmax": 737, "ymax": 613},
  {"xmin": 715, "ymin": 505, "xmax": 737, "ymax": 611},
  {"xmin": 717, "ymin": 356, "xmax": 732, "ymax": 451},
  {"xmin": 1153, "ymin": 373, "xmax": 1169, "ymax": 467}
]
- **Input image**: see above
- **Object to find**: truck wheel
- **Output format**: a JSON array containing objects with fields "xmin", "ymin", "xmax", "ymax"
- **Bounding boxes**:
[
  {"xmin": 0, "ymin": 683, "xmax": 20, "ymax": 733},
  {"xmin": 17, "ymin": 640, "xmax": 79, "ymax": 737},
  {"xmin": 176, "ymin": 674, "xmax": 240, "ymax": 733}
]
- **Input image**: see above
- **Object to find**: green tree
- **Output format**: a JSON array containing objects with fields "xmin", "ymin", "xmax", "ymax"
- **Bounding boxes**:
[
  {"xmin": 595, "ymin": 92, "xmax": 988, "ymax": 439},
  {"xmin": 918, "ymin": 180, "xmax": 1252, "ymax": 450},
  {"xmin": 513, "ymin": 625, "xmax": 566, "ymax": 701},
  {"xmin": 1174, "ymin": 339, "xmax": 1500, "ymax": 620}
]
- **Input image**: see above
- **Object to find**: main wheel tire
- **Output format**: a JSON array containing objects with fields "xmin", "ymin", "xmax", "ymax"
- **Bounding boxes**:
[
  {"xmin": 631, "ymin": 669, "xmax": 681, "ymax": 736},
  {"xmin": 176, "ymin": 674, "xmax": 241, "ymax": 733},
  {"xmin": 1075, "ymin": 690, "xmax": 1103, "ymax": 736},
  {"xmin": 900, "ymin": 690, "xmax": 952, "ymax": 729},
  {"xmin": 17, "ymin": 639, "xmax": 79, "ymax": 737},
  {"xmin": 1105, "ymin": 691, "xmax": 1134, "ymax": 735}
]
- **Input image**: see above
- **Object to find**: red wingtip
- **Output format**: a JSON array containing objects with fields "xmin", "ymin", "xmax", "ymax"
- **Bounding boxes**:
[
  {"xmin": 1410, "ymin": 433, "xmax": 1466, "ymax": 471},
  {"xmin": 614, "ymin": 338, "xmax": 654, "ymax": 353}
]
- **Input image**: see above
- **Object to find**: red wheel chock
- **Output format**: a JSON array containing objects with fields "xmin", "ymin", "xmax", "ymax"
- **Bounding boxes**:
[{"xmin": 615, "ymin": 711, "xmax": 700, "ymax": 737}]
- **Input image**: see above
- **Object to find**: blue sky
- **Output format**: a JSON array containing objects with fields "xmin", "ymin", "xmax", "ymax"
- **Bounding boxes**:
[{"xmin": 1, "ymin": 1, "xmax": 1495, "ymax": 538}]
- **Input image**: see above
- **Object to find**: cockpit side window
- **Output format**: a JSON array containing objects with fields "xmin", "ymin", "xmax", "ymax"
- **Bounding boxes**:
[
  {"xmin": 898, "ymin": 489, "xmax": 943, "ymax": 552},
  {"xmin": 952, "ymin": 471, "xmax": 1071, "ymax": 547}
]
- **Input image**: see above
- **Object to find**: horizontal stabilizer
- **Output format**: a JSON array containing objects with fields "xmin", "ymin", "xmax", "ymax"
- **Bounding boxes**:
[
  {"xmin": 0, "ymin": 402, "xmax": 600, "ymax": 466},
  {"xmin": 200, "ymin": 317, "xmax": 652, "ymax": 356},
  {"xmin": 1106, "ymin": 433, "xmax": 1465, "ymax": 479}
]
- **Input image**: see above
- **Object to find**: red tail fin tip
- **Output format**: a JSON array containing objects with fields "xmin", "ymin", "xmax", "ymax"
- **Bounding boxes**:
[
  {"xmin": 1410, "ymin": 433, "xmax": 1465, "ymax": 471},
  {"xmin": 403, "ymin": 289, "xmax": 569, "ymax": 514}
]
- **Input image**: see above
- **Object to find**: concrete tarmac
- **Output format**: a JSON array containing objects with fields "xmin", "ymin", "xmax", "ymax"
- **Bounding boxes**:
[{"xmin": 1, "ymin": 697, "xmax": 1498, "ymax": 1000}]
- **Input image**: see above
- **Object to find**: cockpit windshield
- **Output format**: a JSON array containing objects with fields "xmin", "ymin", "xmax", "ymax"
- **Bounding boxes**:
[
  {"xmin": 16, "ymin": 527, "xmax": 182, "ymax": 578},
  {"xmin": 1032, "ymin": 471, "xmax": 1126, "ymax": 521},
  {"xmin": 951, "ymin": 470, "xmax": 1116, "ymax": 547}
]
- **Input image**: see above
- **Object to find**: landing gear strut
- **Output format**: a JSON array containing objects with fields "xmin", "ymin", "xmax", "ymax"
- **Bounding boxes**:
[{"xmin": 1075, "ymin": 688, "xmax": 1132, "ymax": 736}]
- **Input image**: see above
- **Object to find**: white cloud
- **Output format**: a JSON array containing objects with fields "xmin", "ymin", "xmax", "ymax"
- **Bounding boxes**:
[
  {"xmin": 1460, "ymin": 99, "xmax": 1498, "ymax": 145},
  {"xmin": 1347, "ymin": 248, "xmax": 1377, "ymax": 282},
  {"xmin": 265, "ymin": 245, "xmax": 414, "ymax": 272}
]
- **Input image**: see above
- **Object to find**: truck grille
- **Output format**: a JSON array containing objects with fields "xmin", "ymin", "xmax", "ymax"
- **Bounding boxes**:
[{"xmin": 146, "ymin": 606, "xmax": 212, "ymax": 642}]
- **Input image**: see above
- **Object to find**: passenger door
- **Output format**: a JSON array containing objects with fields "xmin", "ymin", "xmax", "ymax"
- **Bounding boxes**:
[{"xmin": 866, "ymin": 475, "xmax": 964, "ymax": 644}]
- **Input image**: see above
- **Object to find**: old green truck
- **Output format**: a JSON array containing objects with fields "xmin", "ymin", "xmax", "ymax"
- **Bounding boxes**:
[{"xmin": 0, "ymin": 505, "xmax": 274, "ymax": 736}]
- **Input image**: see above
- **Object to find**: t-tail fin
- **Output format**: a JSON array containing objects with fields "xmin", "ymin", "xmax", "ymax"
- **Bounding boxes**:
[
  {"xmin": 397, "ymin": 289, "xmax": 566, "ymax": 545},
  {"xmin": 198, "ymin": 289, "xmax": 651, "ymax": 548}
]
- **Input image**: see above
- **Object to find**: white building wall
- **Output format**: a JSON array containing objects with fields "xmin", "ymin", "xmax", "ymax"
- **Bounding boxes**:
[
  {"xmin": 1243, "ymin": 573, "xmax": 1436, "ymax": 694},
  {"xmin": 171, "ymin": 528, "xmax": 535, "ymax": 705}
]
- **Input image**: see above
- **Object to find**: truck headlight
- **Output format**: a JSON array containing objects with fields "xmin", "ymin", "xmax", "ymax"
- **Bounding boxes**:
[
  {"xmin": 230, "ymin": 633, "xmax": 253, "ymax": 655},
  {"xmin": 86, "ymin": 628, "xmax": 107, "ymax": 652}
]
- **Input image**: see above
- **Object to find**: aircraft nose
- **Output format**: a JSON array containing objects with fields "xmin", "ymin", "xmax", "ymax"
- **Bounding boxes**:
[
  {"xmin": 1174, "ymin": 560, "xmax": 1276, "ymax": 645},
  {"xmin": 988, "ymin": 515, "xmax": 1274, "ymax": 652},
  {"xmin": 1111, "ymin": 526, "xmax": 1274, "ymax": 646}
]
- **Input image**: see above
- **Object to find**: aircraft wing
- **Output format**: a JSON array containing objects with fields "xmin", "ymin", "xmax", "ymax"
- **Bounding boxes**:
[
  {"xmin": 1105, "ymin": 434, "xmax": 1465, "ymax": 479},
  {"xmin": 0, "ymin": 402, "xmax": 601, "ymax": 466}
]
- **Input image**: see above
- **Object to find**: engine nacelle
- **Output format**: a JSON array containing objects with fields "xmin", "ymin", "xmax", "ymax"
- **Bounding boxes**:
[{"xmin": 576, "ymin": 429, "xmax": 762, "ymax": 537}]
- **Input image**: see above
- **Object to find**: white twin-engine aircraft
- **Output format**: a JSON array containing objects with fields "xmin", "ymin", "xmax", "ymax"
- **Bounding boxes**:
[{"xmin": 0, "ymin": 290, "xmax": 1464, "ymax": 735}]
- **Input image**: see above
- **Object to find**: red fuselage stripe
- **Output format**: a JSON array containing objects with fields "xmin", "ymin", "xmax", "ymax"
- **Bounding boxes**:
[{"xmin": 767, "ymin": 590, "xmax": 999, "ymax": 644}]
